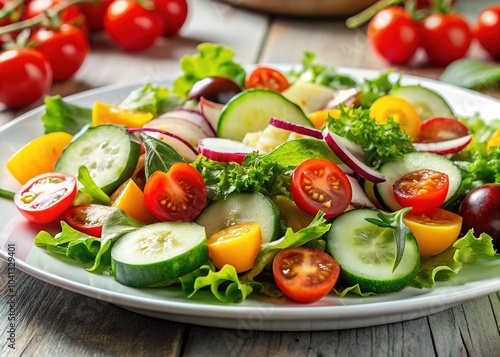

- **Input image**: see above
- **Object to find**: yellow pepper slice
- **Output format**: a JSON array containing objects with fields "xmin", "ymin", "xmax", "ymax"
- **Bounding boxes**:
[
  {"xmin": 6, "ymin": 131, "xmax": 73, "ymax": 184},
  {"xmin": 487, "ymin": 128, "xmax": 500, "ymax": 152},
  {"xmin": 307, "ymin": 109, "xmax": 341, "ymax": 129},
  {"xmin": 207, "ymin": 222, "xmax": 262, "ymax": 273},
  {"xmin": 92, "ymin": 102, "xmax": 153, "ymax": 128},
  {"xmin": 369, "ymin": 95, "xmax": 421, "ymax": 138},
  {"xmin": 111, "ymin": 179, "xmax": 157, "ymax": 224}
]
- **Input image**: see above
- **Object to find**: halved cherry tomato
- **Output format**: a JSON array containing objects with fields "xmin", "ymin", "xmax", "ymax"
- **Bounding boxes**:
[
  {"xmin": 143, "ymin": 163, "xmax": 207, "ymax": 221},
  {"xmin": 207, "ymin": 222, "xmax": 262, "ymax": 273},
  {"xmin": 416, "ymin": 117, "xmax": 469, "ymax": 143},
  {"xmin": 393, "ymin": 169, "xmax": 449, "ymax": 215},
  {"xmin": 245, "ymin": 66, "xmax": 290, "ymax": 92},
  {"xmin": 290, "ymin": 158, "xmax": 352, "ymax": 219},
  {"xmin": 369, "ymin": 95, "xmax": 421, "ymax": 138},
  {"xmin": 273, "ymin": 247, "xmax": 340, "ymax": 303},
  {"xmin": 14, "ymin": 172, "xmax": 77, "ymax": 224},
  {"xmin": 403, "ymin": 208, "xmax": 462, "ymax": 257},
  {"xmin": 63, "ymin": 204, "xmax": 117, "ymax": 237}
]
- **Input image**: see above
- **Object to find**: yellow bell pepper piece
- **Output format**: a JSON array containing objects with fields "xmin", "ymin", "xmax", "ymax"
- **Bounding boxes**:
[
  {"xmin": 487, "ymin": 128, "xmax": 500, "ymax": 152},
  {"xmin": 92, "ymin": 102, "xmax": 153, "ymax": 128},
  {"xmin": 111, "ymin": 179, "xmax": 156, "ymax": 224},
  {"xmin": 6, "ymin": 131, "xmax": 73, "ymax": 184}
]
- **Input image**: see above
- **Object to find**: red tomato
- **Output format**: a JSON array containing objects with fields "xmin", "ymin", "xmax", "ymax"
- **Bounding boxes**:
[
  {"xmin": 62, "ymin": 204, "xmax": 116, "ymax": 237},
  {"xmin": 24, "ymin": 0, "xmax": 88, "ymax": 34},
  {"xmin": 143, "ymin": 163, "xmax": 207, "ymax": 221},
  {"xmin": 104, "ymin": 0, "xmax": 164, "ymax": 51},
  {"xmin": 415, "ymin": 117, "xmax": 469, "ymax": 143},
  {"xmin": 476, "ymin": 5, "xmax": 500, "ymax": 60},
  {"xmin": 0, "ymin": 48, "xmax": 52, "ymax": 109},
  {"xmin": 290, "ymin": 158, "xmax": 352, "ymax": 219},
  {"xmin": 79, "ymin": 0, "xmax": 114, "ymax": 32},
  {"xmin": 30, "ymin": 24, "xmax": 89, "ymax": 82},
  {"xmin": 245, "ymin": 66, "xmax": 290, "ymax": 92},
  {"xmin": 0, "ymin": 0, "xmax": 24, "ymax": 27},
  {"xmin": 152, "ymin": 0, "xmax": 188, "ymax": 37},
  {"xmin": 367, "ymin": 6, "xmax": 421, "ymax": 64},
  {"xmin": 421, "ymin": 13, "xmax": 472, "ymax": 66},
  {"xmin": 14, "ymin": 172, "xmax": 77, "ymax": 225},
  {"xmin": 393, "ymin": 169, "xmax": 449, "ymax": 215},
  {"xmin": 273, "ymin": 247, "xmax": 340, "ymax": 303}
]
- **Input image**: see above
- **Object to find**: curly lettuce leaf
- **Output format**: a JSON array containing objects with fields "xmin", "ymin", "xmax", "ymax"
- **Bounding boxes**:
[
  {"xmin": 327, "ymin": 105, "xmax": 415, "ymax": 168},
  {"xmin": 334, "ymin": 284, "xmax": 377, "ymax": 297},
  {"xmin": 173, "ymin": 43, "xmax": 246, "ymax": 98},
  {"xmin": 41, "ymin": 95, "xmax": 92, "ymax": 135},
  {"xmin": 287, "ymin": 51, "xmax": 357, "ymax": 90},
  {"xmin": 360, "ymin": 70, "xmax": 397, "ymax": 108},
  {"xmin": 119, "ymin": 83, "xmax": 184, "ymax": 117},
  {"xmin": 179, "ymin": 264, "xmax": 257, "ymax": 303},
  {"xmin": 411, "ymin": 230, "xmax": 498, "ymax": 289}
]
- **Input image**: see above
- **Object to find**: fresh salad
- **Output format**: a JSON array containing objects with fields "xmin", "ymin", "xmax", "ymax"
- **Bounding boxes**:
[{"xmin": 3, "ymin": 43, "xmax": 500, "ymax": 304}]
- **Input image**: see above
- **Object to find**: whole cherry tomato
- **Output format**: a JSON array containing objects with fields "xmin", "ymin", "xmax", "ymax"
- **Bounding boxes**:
[
  {"xmin": 0, "ymin": 48, "xmax": 52, "ymax": 109},
  {"xmin": 24, "ymin": 0, "xmax": 88, "ymax": 34},
  {"xmin": 79, "ymin": 0, "xmax": 114, "ymax": 32},
  {"xmin": 0, "ymin": 0, "xmax": 24, "ymax": 27},
  {"xmin": 104, "ymin": 0, "xmax": 165, "ymax": 51},
  {"xmin": 14, "ymin": 172, "xmax": 77, "ymax": 225},
  {"xmin": 152, "ymin": 0, "xmax": 188, "ymax": 37},
  {"xmin": 476, "ymin": 5, "xmax": 500, "ymax": 60},
  {"xmin": 367, "ymin": 6, "xmax": 421, "ymax": 64},
  {"xmin": 421, "ymin": 12, "xmax": 472, "ymax": 66},
  {"xmin": 30, "ymin": 24, "xmax": 89, "ymax": 82}
]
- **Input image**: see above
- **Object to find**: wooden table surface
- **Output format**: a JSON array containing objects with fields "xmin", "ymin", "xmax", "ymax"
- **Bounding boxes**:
[{"xmin": 1, "ymin": 0, "xmax": 500, "ymax": 355}]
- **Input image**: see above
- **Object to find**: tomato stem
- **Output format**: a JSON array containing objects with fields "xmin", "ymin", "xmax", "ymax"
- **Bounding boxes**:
[
  {"xmin": 0, "ymin": 0, "xmax": 88, "ymax": 36},
  {"xmin": 0, "ymin": 188, "xmax": 15, "ymax": 200},
  {"xmin": 0, "ymin": 0, "xmax": 24, "ymax": 21},
  {"xmin": 346, "ymin": 0, "xmax": 404, "ymax": 28}
]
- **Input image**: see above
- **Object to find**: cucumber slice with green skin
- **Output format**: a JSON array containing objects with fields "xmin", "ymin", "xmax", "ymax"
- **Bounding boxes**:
[
  {"xmin": 374, "ymin": 152, "xmax": 462, "ymax": 211},
  {"xmin": 326, "ymin": 209, "xmax": 420, "ymax": 294},
  {"xmin": 111, "ymin": 222, "xmax": 208, "ymax": 287},
  {"xmin": 392, "ymin": 85, "xmax": 454, "ymax": 120},
  {"xmin": 217, "ymin": 89, "xmax": 313, "ymax": 141},
  {"xmin": 55, "ymin": 124, "xmax": 140, "ymax": 195},
  {"xmin": 195, "ymin": 192, "xmax": 281, "ymax": 243}
]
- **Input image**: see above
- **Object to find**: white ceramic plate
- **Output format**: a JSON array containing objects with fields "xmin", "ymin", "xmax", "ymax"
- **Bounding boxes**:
[{"xmin": 1, "ymin": 68, "xmax": 500, "ymax": 332}]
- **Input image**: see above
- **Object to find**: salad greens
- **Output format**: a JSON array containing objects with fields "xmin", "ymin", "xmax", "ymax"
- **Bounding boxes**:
[
  {"xmin": 16, "ymin": 42, "xmax": 500, "ymax": 303},
  {"xmin": 440, "ymin": 59, "xmax": 500, "ymax": 90}
]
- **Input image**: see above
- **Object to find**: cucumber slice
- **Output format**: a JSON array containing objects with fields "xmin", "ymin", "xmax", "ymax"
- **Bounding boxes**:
[
  {"xmin": 375, "ymin": 152, "xmax": 462, "ymax": 211},
  {"xmin": 111, "ymin": 222, "xmax": 208, "ymax": 287},
  {"xmin": 326, "ymin": 209, "xmax": 420, "ymax": 293},
  {"xmin": 392, "ymin": 85, "xmax": 454, "ymax": 120},
  {"xmin": 217, "ymin": 89, "xmax": 313, "ymax": 141},
  {"xmin": 195, "ymin": 192, "xmax": 281, "ymax": 243},
  {"xmin": 55, "ymin": 124, "xmax": 140, "ymax": 195}
]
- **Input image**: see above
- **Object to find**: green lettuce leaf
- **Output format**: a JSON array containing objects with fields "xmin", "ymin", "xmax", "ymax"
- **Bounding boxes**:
[
  {"xmin": 334, "ymin": 284, "xmax": 377, "ymax": 297},
  {"xmin": 173, "ymin": 43, "xmax": 246, "ymax": 98},
  {"xmin": 411, "ymin": 230, "xmax": 498, "ymax": 289},
  {"xmin": 262, "ymin": 138, "xmax": 341, "ymax": 166},
  {"xmin": 77, "ymin": 166, "xmax": 111, "ymax": 205},
  {"xmin": 179, "ymin": 264, "xmax": 257, "ymax": 303},
  {"xmin": 41, "ymin": 95, "xmax": 92, "ymax": 135},
  {"xmin": 361, "ymin": 70, "xmax": 397, "ymax": 108},
  {"xmin": 439, "ymin": 59, "xmax": 500, "ymax": 89},
  {"xmin": 119, "ymin": 83, "xmax": 184, "ymax": 117}
]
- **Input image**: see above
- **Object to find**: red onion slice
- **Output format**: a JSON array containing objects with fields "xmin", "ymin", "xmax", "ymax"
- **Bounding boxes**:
[
  {"xmin": 198, "ymin": 137, "xmax": 256, "ymax": 164},
  {"xmin": 268, "ymin": 118, "xmax": 322, "ymax": 139},
  {"xmin": 199, "ymin": 97, "xmax": 223, "ymax": 132},
  {"xmin": 413, "ymin": 134, "xmax": 473, "ymax": 155},
  {"xmin": 160, "ymin": 108, "xmax": 216, "ymax": 137}
]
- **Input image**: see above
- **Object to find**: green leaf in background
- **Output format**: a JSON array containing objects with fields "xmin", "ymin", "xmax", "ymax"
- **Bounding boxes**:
[
  {"xmin": 119, "ymin": 83, "xmax": 185, "ymax": 117},
  {"xmin": 173, "ymin": 43, "xmax": 246, "ymax": 98},
  {"xmin": 439, "ymin": 59, "xmax": 500, "ymax": 89},
  {"xmin": 42, "ymin": 96, "xmax": 92, "ymax": 135}
]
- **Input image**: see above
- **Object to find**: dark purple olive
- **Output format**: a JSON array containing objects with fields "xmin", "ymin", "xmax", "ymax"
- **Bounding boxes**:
[
  {"xmin": 187, "ymin": 76, "xmax": 241, "ymax": 104},
  {"xmin": 459, "ymin": 183, "xmax": 500, "ymax": 247}
]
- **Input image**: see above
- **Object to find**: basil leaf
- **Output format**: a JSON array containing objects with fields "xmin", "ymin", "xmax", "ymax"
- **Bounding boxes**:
[
  {"xmin": 439, "ymin": 59, "xmax": 500, "ymax": 89},
  {"xmin": 78, "ymin": 166, "xmax": 111, "ymax": 206}
]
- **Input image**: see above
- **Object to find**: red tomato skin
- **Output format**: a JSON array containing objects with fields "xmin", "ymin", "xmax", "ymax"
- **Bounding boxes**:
[
  {"xmin": 421, "ymin": 13, "xmax": 472, "ymax": 66},
  {"xmin": 152, "ymin": 0, "xmax": 188, "ymax": 37},
  {"xmin": 290, "ymin": 158, "xmax": 352, "ymax": 219},
  {"xmin": 144, "ymin": 163, "xmax": 207, "ymax": 222},
  {"xmin": 245, "ymin": 66, "xmax": 290, "ymax": 92},
  {"xmin": 367, "ymin": 6, "xmax": 421, "ymax": 64},
  {"xmin": 80, "ymin": 0, "xmax": 114, "ymax": 32},
  {"xmin": 24, "ymin": 0, "xmax": 88, "ymax": 34},
  {"xmin": 476, "ymin": 5, "xmax": 500, "ymax": 60},
  {"xmin": 62, "ymin": 204, "xmax": 116, "ymax": 237},
  {"xmin": 0, "ymin": 48, "xmax": 52, "ymax": 109},
  {"xmin": 30, "ymin": 24, "xmax": 89, "ymax": 82},
  {"xmin": 104, "ymin": 0, "xmax": 165, "ymax": 51},
  {"xmin": 273, "ymin": 247, "xmax": 340, "ymax": 303},
  {"xmin": 14, "ymin": 173, "xmax": 77, "ymax": 225}
]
